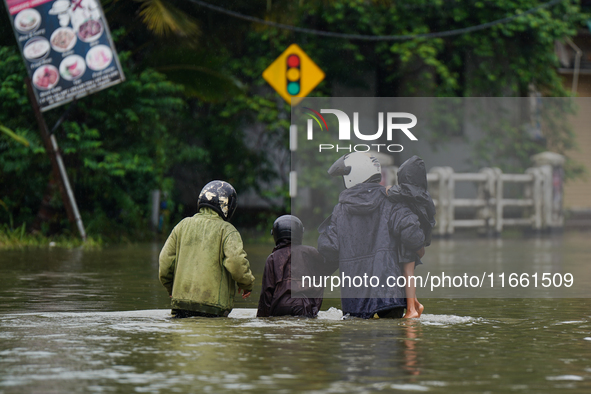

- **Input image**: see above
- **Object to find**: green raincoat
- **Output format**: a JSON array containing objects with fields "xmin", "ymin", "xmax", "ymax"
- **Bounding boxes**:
[{"xmin": 159, "ymin": 207, "xmax": 255, "ymax": 316}]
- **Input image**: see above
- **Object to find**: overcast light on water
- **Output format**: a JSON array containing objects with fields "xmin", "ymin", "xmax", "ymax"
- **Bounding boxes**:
[{"xmin": 1, "ymin": 235, "xmax": 591, "ymax": 393}]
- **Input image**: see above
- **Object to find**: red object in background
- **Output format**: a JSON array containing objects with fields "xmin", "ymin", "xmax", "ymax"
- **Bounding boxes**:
[{"xmin": 287, "ymin": 54, "xmax": 300, "ymax": 68}]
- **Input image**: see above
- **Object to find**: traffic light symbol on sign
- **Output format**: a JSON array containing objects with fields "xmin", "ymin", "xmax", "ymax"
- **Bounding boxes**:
[
  {"xmin": 286, "ymin": 54, "xmax": 300, "ymax": 95},
  {"xmin": 262, "ymin": 43, "xmax": 325, "ymax": 105}
]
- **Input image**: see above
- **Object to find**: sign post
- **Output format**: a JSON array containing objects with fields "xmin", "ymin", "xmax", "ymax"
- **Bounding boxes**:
[
  {"xmin": 263, "ymin": 43, "xmax": 325, "ymax": 105},
  {"xmin": 25, "ymin": 78, "xmax": 86, "ymax": 240},
  {"xmin": 4, "ymin": 0, "xmax": 126, "ymax": 240}
]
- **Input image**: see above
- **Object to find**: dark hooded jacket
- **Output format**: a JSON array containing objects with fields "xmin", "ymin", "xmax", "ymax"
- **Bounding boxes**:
[
  {"xmin": 257, "ymin": 240, "xmax": 327, "ymax": 318},
  {"xmin": 387, "ymin": 156, "xmax": 436, "ymax": 262},
  {"xmin": 318, "ymin": 183, "xmax": 425, "ymax": 319}
]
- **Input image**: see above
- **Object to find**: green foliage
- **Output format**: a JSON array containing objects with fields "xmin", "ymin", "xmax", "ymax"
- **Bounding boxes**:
[
  {"xmin": 470, "ymin": 98, "xmax": 585, "ymax": 178},
  {"xmin": 0, "ymin": 46, "xmax": 49, "ymax": 230},
  {"xmin": 0, "ymin": 44, "xmax": 186, "ymax": 239},
  {"xmin": 0, "ymin": 25, "xmax": 285, "ymax": 238},
  {"xmin": 0, "ymin": 0, "xmax": 587, "ymax": 240},
  {"xmin": 0, "ymin": 222, "xmax": 102, "ymax": 249},
  {"xmin": 146, "ymin": 47, "xmax": 244, "ymax": 102},
  {"xmin": 230, "ymin": 0, "xmax": 585, "ymax": 175}
]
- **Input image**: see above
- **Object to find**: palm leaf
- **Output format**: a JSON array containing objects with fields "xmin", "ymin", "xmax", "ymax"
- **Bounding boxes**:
[
  {"xmin": 0, "ymin": 124, "xmax": 29, "ymax": 147},
  {"xmin": 156, "ymin": 65, "xmax": 243, "ymax": 101},
  {"xmin": 147, "ymin": 48, "xmax": 244, "ymax": 102},
  {"xmin": 137, "ymin": 0, "xmax": 200, "ymax": 37}
]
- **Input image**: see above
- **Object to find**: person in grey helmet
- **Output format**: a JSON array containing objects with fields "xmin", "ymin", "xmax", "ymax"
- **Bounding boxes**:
[
  {"xmin": 257, "ymin": 215, "xmax": 328, "ymax": 318},
  {"xmin": 159, "ymin": 180, "xmax": 255, "ymax": 318},
  {"xmin": 318, "ymin": 152, "xmax": 426, "ymax": 319}
]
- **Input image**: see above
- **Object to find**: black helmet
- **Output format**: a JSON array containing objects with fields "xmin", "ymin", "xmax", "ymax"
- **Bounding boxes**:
[
  {"xmin": 198, "ymin": 180, "xmax": 237, "ymax": 221},
  {"xmin": 271, "ymin": 215, "xmax": 304, "ymax": 245}
]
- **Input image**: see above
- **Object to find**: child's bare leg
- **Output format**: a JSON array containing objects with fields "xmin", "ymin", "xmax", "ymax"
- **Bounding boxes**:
[
  {"xmin": 415, "ymin": 298, "xmax": 424, "ymax": 317},
  {"xmin": 403, "ymin": 262, "xmax": 421, "ymax": 318}
]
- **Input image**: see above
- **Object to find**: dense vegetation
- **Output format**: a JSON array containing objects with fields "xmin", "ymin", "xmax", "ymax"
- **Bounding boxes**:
[{"xmin": 0, "ymin": 0, "xmax": 586, "ymax": 242}]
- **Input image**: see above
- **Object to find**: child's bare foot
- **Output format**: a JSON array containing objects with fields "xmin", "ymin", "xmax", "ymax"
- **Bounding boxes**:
[
  {"xmin": 416, "ymin": 300, "xmax": 424, "ymax": 317},
  {"xmin": 404, "ymin": 299, "xmax": 423, "ymax": 318},
  {"xmin": 403, "ymin": 309, "xmax": 420, "ymax": 318}
]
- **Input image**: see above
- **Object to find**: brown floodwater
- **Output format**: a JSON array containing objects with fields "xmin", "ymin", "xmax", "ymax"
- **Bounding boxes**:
[{"xmin": 0, "ymin": 235, "xmax": 590, "ymax": 393}]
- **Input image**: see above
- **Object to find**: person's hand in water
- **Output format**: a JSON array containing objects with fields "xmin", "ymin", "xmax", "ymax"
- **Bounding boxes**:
[
  {"xmin": 416, "ymin": 247, "xmax": 425, "ymax": 259},
  {"xmin": 238, "ymin": 287, "xmax": 251, "ymax": 299}
]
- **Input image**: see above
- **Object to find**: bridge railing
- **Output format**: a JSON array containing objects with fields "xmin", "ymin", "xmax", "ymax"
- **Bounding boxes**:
[
  {"xmin": 426, "ymin": 167, "xmax": 556, "ymax": 235},
  {"xmin": 382, "ymin": 156, "xmax": 564, "ymax": 235}
]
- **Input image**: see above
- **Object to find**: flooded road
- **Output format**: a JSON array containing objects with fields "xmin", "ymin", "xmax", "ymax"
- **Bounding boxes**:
[{"xmin": 1, "ymin": 235, "xmax": 591, "ymax": 393}]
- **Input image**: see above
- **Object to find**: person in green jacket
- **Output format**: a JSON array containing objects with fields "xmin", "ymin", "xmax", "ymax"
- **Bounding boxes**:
[{"xmin": 159, "ymin": 180, "xmax": 255, "ymax": 318}]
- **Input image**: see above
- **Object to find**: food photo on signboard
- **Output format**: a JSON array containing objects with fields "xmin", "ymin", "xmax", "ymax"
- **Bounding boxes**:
[{"xmin": 5, "ymin": 0, "xmax": 124, "ymax": 111}]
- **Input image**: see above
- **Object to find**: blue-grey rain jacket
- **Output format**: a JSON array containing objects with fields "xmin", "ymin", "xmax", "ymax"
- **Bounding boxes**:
[{"xmin": 318, "ymin": 182, "xmax": 425, "ymax": 319}]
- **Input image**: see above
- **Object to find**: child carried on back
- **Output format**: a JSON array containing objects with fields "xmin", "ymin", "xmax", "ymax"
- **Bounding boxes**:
[{"xmin": 387, "ymin": 155, "xmax": 436, "ymax": 318}]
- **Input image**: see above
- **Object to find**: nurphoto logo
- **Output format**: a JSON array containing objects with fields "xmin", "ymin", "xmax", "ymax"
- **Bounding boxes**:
[{"xmin": 304, "ymin": 108, "xmax": 418, "ymax": 153}]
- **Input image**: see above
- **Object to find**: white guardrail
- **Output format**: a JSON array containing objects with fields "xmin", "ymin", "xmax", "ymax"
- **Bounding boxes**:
[{"xmin": 384, "ymin": 164, "xmax": 563, "ymax": 235}]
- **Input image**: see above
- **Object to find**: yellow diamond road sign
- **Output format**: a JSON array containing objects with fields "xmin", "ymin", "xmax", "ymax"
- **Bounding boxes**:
[{"xmin": 262, "ymin": 43, "xmax": 325, "ymax": 105}]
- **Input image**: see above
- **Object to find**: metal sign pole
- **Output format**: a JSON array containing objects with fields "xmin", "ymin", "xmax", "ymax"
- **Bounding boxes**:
[{"xmin": 25, "ymin": 78, "xmax": 87, "ymax": 241}]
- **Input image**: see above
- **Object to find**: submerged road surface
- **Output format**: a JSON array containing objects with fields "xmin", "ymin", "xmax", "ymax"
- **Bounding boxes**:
[{"xmin": 1, "ymin": 236, "xmax": 590, "ymax": 393}]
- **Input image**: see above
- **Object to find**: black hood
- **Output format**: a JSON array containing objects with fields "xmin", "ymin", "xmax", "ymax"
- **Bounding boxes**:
[
  {"xmin": 339, "ymin": 182, "xmax": 386, "ymax": 215},
  {"xmin": 388, "ymin": 156, "xmax": 436, "ymax": 245},
  {"xmin": 397, "ymin": 155, "xmax": 428, "ymax": 190}
]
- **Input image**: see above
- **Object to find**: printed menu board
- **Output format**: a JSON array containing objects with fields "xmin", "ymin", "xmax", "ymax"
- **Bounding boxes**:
[{"xmin": 4, "ymin": 0, "xmax": 125, "ymax": 112}]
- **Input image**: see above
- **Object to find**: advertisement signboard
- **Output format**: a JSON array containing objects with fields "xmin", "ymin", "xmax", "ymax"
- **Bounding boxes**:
[{"xmin": 4, "ymin": 0, "xmax": 125, "ymax": 111}]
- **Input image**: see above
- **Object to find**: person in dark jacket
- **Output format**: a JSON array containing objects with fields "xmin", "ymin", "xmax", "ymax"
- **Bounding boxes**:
[
  {"xmin": 257, "ymin": 215, "xmax": 326, "ymax": 318},
  {"xmin": 387, "ymin": 155, "xmax": 436, "ymax": 318},
  {"xmin": 318, "ymin": 152, "xmax": 426, "ymax": 319}
]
